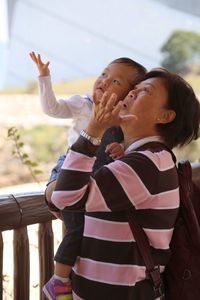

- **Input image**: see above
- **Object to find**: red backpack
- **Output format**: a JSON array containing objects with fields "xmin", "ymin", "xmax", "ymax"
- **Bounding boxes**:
[
  {"xmin": 128, "ymin": 142, "xmax": 200, "ymax": 300},
  {"xmin": 163, "ymin": 161, "xmax": 200, "ymax": 300}
]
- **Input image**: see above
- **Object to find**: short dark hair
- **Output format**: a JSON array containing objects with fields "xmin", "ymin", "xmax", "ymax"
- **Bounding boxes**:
[
  {"xmin": 110, "ymin": 57, "xmax": 147, "ymax": 86},
  {"xmin": 144, "ymin": 68, "xmax": 200, "ymax": 148}
]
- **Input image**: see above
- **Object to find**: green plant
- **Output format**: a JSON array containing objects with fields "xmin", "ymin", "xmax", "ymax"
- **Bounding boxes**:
[
  {"xmin": 22, "ymin": 124, "xmax": 67, "ymax": 162},
  {"xmin": 7, "ymin": 127, "xmax": 43, "ymax": 185},
  {"xmin": 161, "ymin": 30, "xmax": 200, "ymax": 74}
]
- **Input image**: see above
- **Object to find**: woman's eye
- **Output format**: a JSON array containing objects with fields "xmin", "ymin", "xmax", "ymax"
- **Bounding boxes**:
[{"xmin": 143, "ymin": 88, "xmax": 150, "ymax": 93}]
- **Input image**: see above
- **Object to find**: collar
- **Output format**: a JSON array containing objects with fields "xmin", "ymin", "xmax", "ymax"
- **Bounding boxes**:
[
  {"xmin": 84, "ymin": 94, "xmax": 93, "ymax": 103},
  {"xmin": 125, "ymin": 136, "xmax": 163, "ymax": 154}
]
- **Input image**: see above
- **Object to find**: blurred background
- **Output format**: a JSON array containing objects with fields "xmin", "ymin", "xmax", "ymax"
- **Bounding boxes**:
[
  {"xmin": 1, "ymin": 0, "xmax": 200, "ymax": 190},
  {"xmin": 0, "ymin": 1, "xmax": 200, "ymax": 299}
]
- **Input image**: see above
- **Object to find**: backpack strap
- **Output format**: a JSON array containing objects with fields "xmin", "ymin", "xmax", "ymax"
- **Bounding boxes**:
[
  {"xmin": 127, "ymin": 141, "xmax": 170, "ymax": 298},
  {"xmin": 127, "ymin": 209, "xmax": 165, "ymax": 298},
  {"xmin": 127, "ymin": 141, "xmax": 200, "ymax": 298}
]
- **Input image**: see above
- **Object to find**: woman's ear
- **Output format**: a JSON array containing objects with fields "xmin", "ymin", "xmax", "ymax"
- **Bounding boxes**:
[{"xmin": 158, "ymin": 109, "xmax": 176, "ymax": 124}]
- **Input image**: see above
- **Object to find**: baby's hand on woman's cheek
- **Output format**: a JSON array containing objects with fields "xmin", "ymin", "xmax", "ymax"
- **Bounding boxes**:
[{"xmin": 105, "ymin": 142, "xmax": 124, "ymax": 159}]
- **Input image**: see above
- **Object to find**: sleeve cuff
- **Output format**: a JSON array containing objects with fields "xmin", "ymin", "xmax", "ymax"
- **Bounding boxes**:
[{"xmin": 71, "ymin": 135, "xmax": 99, "ymax": 157}]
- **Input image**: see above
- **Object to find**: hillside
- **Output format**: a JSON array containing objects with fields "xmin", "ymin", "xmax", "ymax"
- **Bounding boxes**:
[
  {"xmin": 0, "ymin": 73, "xmax": 200, "ymax": 95},
  {"xmin": 0, "ymin": 77, "xmax": 95, "ymax": 95}
]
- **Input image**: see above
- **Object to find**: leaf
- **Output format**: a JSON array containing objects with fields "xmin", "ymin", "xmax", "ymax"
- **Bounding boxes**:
[
  {"xmin": 30, "ymin": 162, "xmax": 38, "ymax": 167},
  {"xmin": 7, "ymin": 126, "xmax": 43, "ymax": 184},
  {"xmin": 7, "ymin": 127, "xmax": 15, "ymax": 137},
  {"xmin": 18, "ymin": 142, "xmax": 24, "ymax": 148},
  {"xmin": 33, "ymin": 169, "xmax": 43, "ymax": 174},
  {"xmin": 24, "ymin": 159, "xmax": 32, "ymax": 165}
]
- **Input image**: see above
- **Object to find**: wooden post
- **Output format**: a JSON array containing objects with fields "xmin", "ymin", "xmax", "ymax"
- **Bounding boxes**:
[
  {"xmin": 13, "ymin": 227, "xmax": 30, "ymax": 300},
  {"xmin": 0, "ymin": 232, "xmax": 3, "ymax": 300},
  {"xmin": 38, "ymin": 222, "xmax": 54, "ymax": 300}
]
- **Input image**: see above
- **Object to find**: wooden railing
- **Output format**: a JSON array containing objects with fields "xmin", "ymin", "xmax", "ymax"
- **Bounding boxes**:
[
  {"xmin": 0, "ymin": 162, "xmax": 200, "ymax": 300},
  {"xmin": 0, "ymin": 192, "xmax": 56, "ymax": 300}
]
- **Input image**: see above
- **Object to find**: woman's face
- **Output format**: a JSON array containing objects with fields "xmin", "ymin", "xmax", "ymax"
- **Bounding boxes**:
[{"xmin": 121, "ymin": 77, "xmax": 175, "ymax": 133}]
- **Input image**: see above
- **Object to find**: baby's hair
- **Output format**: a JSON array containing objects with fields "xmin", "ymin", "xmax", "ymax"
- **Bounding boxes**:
[{"xmin": 110, "ymin": 57, "xmax": 147, "ymax": 85}]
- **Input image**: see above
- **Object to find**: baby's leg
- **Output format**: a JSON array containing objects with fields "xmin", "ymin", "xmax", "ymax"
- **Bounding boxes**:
[
  {"xmin": 43, "ymin": 211, "xmax": 84, "ymax": 300},
  {"xmin": 43, "ymin": 154, "xmax": 84, "ymax": 299},
  {"xmin": 54, "ymin": 211, "xmax": 84, "ymax": 268}
]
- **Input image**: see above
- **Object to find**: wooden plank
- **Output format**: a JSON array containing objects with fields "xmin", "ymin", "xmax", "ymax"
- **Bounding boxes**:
[
  {"xmin": 0, "ymin": 193, "xmax": 55, "ymax": 231},
  {"xmin": 0, "ymin": 163, "xmax": 199, "ymax": 232},
  {"xmin": 0, "ymin": 232, "xmax": 3, "ymax": 300},
  {"xmin": 13, "ymin": 227, "xmax": 30, "ymax": 300},
  {"xmin": 38, "ymin": 222, "xmax": 54, "ymax": 300}
]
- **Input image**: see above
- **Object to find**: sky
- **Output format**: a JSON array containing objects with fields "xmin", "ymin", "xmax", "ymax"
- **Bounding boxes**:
[
  {"xmin": 0, "ymin": 0, "xmax": 200, "ymax": 89},
  {"xmin": 0, "ymin": 0, "xmax": 9, "ymax": 87}
]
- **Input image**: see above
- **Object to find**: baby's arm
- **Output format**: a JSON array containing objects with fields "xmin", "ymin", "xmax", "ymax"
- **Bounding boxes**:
[
  {"xmin": 29, "ymin": 51, "xmax": 76, "ymax": 118},
  {"xmin": 105, "ymin": 142, "xmax": 125, "ymax": 160}
]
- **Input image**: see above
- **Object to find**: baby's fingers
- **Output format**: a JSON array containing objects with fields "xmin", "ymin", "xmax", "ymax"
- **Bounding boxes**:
[
  {"xmin": 29, "ymin": 51, "xmax": 37, "ymax": 63},
  {"xmin": 105, "ymin": 142, "xmax": 117, "ymax": 153},
  {"xmin": 37, "ymin": 54, "xmax": 44, "ymax": 66},
  {"xmin": 106, "ymin": 143, "xmax": 124, "ymax": 159},
  {"xmin": 109, "ymin": 149, "xmax": 124, "ymax": 159}
]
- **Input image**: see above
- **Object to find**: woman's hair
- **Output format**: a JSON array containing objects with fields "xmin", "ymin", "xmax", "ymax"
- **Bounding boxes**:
[
  {"xmin": 145, "ymin": 68, "xmax": 200, "ymax": 148},
  {"xmin": 110, "ymin": 57, "xmax": 147, "ymax": 86}
]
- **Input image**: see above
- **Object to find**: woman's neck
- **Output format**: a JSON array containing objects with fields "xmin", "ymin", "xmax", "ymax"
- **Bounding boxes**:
[
  {"xmin": 123, "ymin": 136, "xmax": 140, "ymax": 149},
  {"xmin": 121, "ymin": 122, "xmax": 160, "ymax": 149},
  {"xmin": 123, "ymin": 131, "xmax": 159, "ymax": 149}
]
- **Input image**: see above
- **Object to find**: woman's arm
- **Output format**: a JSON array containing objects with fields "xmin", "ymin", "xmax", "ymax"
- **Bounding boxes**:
[
  {"xmin": 51, "ymin": 92, "xmax": 155, "ymax": 212},
  {"xmin": 51, "ymin": 92, "xmax": 123, "ymax": 210},
  {"xmin": 51, "ymin": 135, "xmax": 135, "ymax": 212},
  {"xmin": 51, "ymin": 136, "xmax": 179, "ymax": 213}
]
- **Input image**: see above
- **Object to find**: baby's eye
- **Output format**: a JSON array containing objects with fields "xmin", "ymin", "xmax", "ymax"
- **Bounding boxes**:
[
  {"xmin": 113, "ymin": 79, "xmax": 120, "ymax": 85},
  {"xmin": 100, "ymin": 72, "xmax": 106, "ymax": 78}
]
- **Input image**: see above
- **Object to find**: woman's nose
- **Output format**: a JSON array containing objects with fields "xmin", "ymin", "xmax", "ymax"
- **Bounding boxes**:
[{"xmin": 128, "ymin": 90, "xmax": 136, "ymax": 97}]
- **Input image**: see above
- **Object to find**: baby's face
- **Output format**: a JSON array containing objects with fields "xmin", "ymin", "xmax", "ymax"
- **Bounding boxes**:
[{"xmin": 93, "ymin": 63, "xmax": 139, "ymax": 103}]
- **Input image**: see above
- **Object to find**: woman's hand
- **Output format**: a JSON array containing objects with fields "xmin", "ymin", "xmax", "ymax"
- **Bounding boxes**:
[
  {"xmin": 86, "ymin": 93, "xmax": 122, "ymax": 138},
  {"xmin": 93, "ymin": 92, "xmax": 122, "ymax": 126},
  {"xmin": 86, "ymin": 92, "xmax": 136, "ymax": 138},
  {"xmin": 29, "ymin": 51, "xmax": 50, "ymax": 76}
]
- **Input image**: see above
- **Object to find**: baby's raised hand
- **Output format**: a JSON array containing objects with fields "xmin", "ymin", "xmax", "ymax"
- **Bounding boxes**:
[
  {"xmin": 105, "ymin": 142, "xmax": 124, "ymax": 160},
  {"xmin": 29, "ymin": 51, "xmax": 50, "ymax": 76}
]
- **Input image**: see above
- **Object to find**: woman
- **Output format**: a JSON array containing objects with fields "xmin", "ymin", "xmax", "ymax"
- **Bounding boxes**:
[{"xmin": 51, "ymin": 68, "xmax": 200, "ymax": 300}]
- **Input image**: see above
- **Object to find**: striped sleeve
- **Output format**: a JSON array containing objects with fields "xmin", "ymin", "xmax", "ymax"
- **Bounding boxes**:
[{"xmin": 51, "ymin": 137, "xmax": 179, "ymax": 214}]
